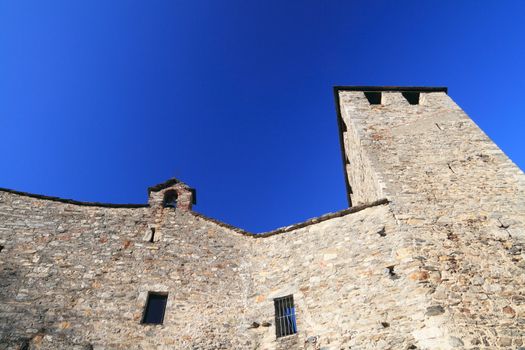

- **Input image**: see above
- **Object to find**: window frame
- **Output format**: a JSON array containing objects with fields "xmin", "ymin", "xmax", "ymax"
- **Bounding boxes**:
[
  {"xmin": 141, "ymin": 292, "xmax": 168, "ymax": 325},
  {"xmin": 274, "ymin": 295, "xmax": 298, "ymax": 338}
]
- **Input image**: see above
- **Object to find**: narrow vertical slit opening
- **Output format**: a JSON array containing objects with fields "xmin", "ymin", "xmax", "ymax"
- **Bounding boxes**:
[{"xmin": 149, "ymin": 228, "xmax": 156, "ymax": 243}]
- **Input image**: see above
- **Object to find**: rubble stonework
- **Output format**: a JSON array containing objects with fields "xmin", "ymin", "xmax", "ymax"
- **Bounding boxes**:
[{"xmin": 0, "ymin": 87, "xmax": 524, "ymax": 349}]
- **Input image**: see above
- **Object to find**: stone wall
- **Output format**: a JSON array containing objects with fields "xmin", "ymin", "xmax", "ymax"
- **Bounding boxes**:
[
  {"xmin": 248, "ymin": 203, "xmax": 427, "ymax": 350},
  {"xmin": 0, "ymin": 188, "xmax": 255, "ymax": 350},
  {"xmin": 1, "ymin": 87, "xmax": 524, "ymax": 350},
  {"xmin": 339, "ymin": 90, "xmax": 525, "ymax": 349},
  {"xmin": 0, "ymin": 185, "xmax": 402, "ymax": 350},
  {"xmin": 341, "ymin": 108, "xmax": 384, "ymax": 206}
]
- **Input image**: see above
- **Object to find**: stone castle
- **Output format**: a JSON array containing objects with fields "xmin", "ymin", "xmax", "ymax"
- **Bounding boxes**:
[{"xmin": 1, "ymin": 87, "xmax": 524, "ymax": 350}]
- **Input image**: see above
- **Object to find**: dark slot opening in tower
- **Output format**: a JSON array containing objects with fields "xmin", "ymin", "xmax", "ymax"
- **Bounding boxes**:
[
  {"xmin": 274, "ymin": 295, "xmax": 297, "ymax": 338},
  {"xmin": 149, "ymin": 228, "xmax": 156, "ymax": 243},
  {"xmin": 142, "ymin": 292, "xmax": 168, "ymax": 325},
  {"xmin": 402, "ymin": 91, "xmax": 420, "ymax": 105},
  {"xmin": 364, "ymin": 91, "xmax": 381, "ymax": 105}
]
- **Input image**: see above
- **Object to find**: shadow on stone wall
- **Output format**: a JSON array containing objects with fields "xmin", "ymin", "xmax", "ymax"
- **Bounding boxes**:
[{"xmin": 0, "ymin": 262, "xmax": 93, "ymax": 350}]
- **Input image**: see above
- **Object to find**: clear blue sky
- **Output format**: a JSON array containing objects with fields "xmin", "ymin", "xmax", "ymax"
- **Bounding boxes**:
[{"xmin": 1, "ymin": 1, "xmax": 524, "ymax": 232}]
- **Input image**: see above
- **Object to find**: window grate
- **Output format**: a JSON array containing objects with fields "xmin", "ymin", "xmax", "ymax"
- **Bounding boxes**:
[
  {"xmin": 274, "ymin": 295, "xmax": 297, "ymax": 338},
  {"xmin": 142, "ymin": 292, "xmax": 168, "ymax": 325}
]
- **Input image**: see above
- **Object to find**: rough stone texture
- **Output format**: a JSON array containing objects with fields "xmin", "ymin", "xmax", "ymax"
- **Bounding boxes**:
[
  {"xmin": 339, "ymin": 90, "xmax": 525, "ymax": 349},
  {"xmin": 248, "ymin": 204, "xmax": 426, "ymax": 350},
  {"xmin": 1, "ymin": 88, "xmax": 524, "ymax": 349},
  {"xmin": 342, "ymin": 114, "xmax": 385, "ymax": 206},
  {"xmin": 0, "ymin": 186, "xmax": 255, "ymax": 349}
]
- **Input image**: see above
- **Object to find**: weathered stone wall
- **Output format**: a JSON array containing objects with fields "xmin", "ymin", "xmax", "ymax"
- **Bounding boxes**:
[
  {"xmin": 339, "ymin": 90, "xmax": 525, "ymax": 349},
  {"xmin": 342, "ymin": 113, "xmax": 384, "ymax": 206},
  {"xmin": 1, "ymin": 88, "xmax": 524, "ymax": 350},
  {"xmin": 1, "ymin": 184, "xmax": 398, "ymax": 350},
  {"xmin": 0, "ymin": 188, "xmax": 256, "ymax": 350},
  {"xmin": 248, "ymin": 203, "xmax": 429, "ymax": 350}
]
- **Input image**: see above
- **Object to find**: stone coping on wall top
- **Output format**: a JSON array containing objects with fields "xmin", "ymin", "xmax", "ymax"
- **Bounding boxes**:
[
  {"xmin": 0, "ymin": 187, "xmax": 149, "ymax": 208},
  {"xmin": 147, "ymin": 177, "xmax": 184, "ymax": 193},
  {"xmin": 333, "ymin": 86, "xmax": 448, "ymax": 93},
  {"xmin": 0, "ymin": 186, "xmax": 388, "ymax": 237},
  {"xmin": 190, "ymin": 198, "xmax": 389, "ymax": 238}
]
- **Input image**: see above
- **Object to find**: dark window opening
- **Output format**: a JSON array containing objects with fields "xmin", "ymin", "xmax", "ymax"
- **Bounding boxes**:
[
  {"xmin": 386, "ymin": 265, "xmax": 399, "ymax": 279},
  {"xmin": 402, "ymin": 91, "xmax": 420, "ymax": 105},
  {"xmin": 364, "ymin": 92, "xmax": 381, "ymax": 105},
  {"xmin": 163, "ymin": 190, "xmax": 178, "ymax": 208},
  {"xmin": 142, "ymin": 292, "xmax": 168, "ymax": 325},
  {"xmin": 0, "ymin": 245, "xmax": 4, "ymax": 252},
  {"xmin": 149, "ymin": 228, "xmax": 156, "ymax": 243},
  {"xmin": 274, "ymin": 295, "xmax": 297, "ymax": 338}
]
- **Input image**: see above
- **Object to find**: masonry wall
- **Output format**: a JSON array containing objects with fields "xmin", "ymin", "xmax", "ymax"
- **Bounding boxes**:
[
  {"xmin": 1, "ymin": 88, "xmax": 524, "ymax": 350},
  {"xmin": 248, "ymin": 203, "xmax": 430, "ymax": 350},
  {"xmin": 339, "ymin": 90, "xmax": 525, "ymax": 349},
  {"xmin": 342, "ymin": 113, "xmax": 384, "ymax": 206},
  {"xmin": 0, "ymin": 186, "xmax": 402, "ymax": 350},
  {"xmin": 0, "ymin": 190, "xmax": 255, "ymax": 350}
]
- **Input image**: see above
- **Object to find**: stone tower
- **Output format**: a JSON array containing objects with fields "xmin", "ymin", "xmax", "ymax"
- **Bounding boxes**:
[
  {"xmin": 0, "ymin": 87, "xmax": 524, "ymax": 349},
  {"xmin": 335, "ymin": 86, "xmax": 525, "ymax": 348}
]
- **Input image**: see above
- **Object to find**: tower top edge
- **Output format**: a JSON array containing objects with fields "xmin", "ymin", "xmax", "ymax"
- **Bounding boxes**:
[{"xmin": 334, "ymin": 86, "xmax": 448, "ymax": 93}]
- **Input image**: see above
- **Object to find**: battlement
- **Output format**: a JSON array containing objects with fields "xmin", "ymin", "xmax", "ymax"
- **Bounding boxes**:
[{"xmin": 334, "ymin": 86, "xmax": 449, "ymax": 206}]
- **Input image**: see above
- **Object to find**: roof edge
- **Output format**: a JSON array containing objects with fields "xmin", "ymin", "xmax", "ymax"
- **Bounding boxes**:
[
  {"xmin": 0, "ymin": 186, "xmax": 388, "ymax": 236},
  {"xmin": 256, "ymin": 198, "xmax": 389, "ymax": 238},
  {"xmin": 0, "ymin": 187, "xmax": 148, "ymax": 208},
  {"xmin": 147, "ymin": 177, "xmax": 184, "ymax": 193},
  {"xmin": 334, "ymin": 86, "xmax": 448, "ymax": 93},
  {"xmin": 190, "ymin": 198, "xmax": 389, "ymax": 238}
]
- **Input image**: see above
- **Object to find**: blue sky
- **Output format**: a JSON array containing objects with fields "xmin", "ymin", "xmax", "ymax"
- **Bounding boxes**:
[{"xmin": 1, "ymin": 1, "xmax": 524, "ymax": 232}]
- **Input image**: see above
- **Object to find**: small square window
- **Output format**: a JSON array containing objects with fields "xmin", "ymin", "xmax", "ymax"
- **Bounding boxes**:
[
  {"xmin": 274, "ymin": 295, "xmax": 297, "ymax": 338},
  {"xmin": 142, "ymin": 292, "xmax": 168, "ymax": 325}
]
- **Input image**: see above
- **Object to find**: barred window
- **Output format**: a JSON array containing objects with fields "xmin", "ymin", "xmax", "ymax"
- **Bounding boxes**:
[
  {"xmin": 142, "ymin": 292, "xmax": 168, "ymax": 325},
  {"xmin": 274, "ymin": 295, "xmax": 297, "ymax": 338}
]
